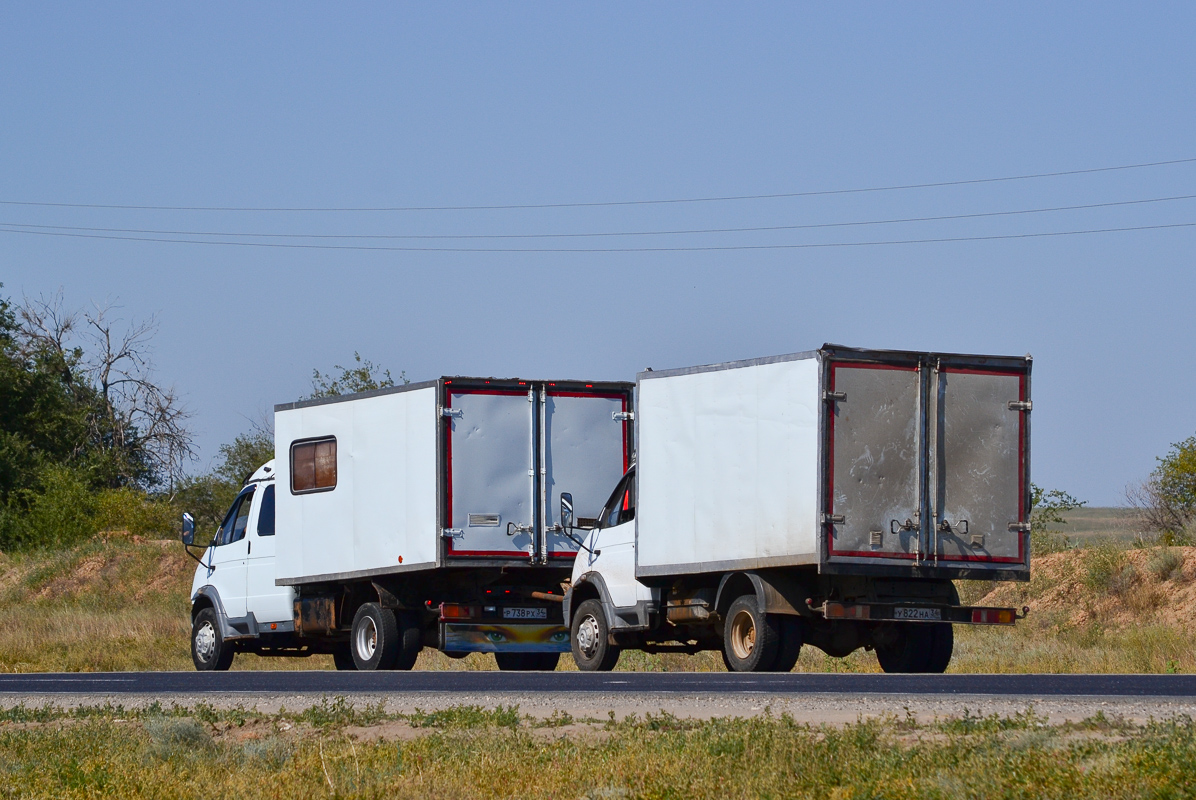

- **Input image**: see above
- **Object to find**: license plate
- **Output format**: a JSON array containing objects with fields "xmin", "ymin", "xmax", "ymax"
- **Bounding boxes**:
[
  {"xmin": 894, "ymin": 607, "xmax": 941, "ymax": 621},
  {"xmin": 503, "ymin": 607, "xmax": 547, "ymax": 620}
]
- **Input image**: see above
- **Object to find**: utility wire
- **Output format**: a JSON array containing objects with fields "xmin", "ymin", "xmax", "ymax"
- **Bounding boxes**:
[
  {"xmin": 1, "ymin": 157, "xmax": 1193, "ymax": 213},
  {"xmin": 1, "ymin": 221, "xmax": 1192, "ymax": 252},
  {"xmin": 1, "ymin": 194, "xmax": 1192, "ymax": 241}
]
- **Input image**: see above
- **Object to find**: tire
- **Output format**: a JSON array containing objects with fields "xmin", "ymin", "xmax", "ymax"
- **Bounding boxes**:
[
  {"xmin": 722, "ymin": 595, "xmax": 781, "ymax": 673},
  {"xmin": 924, "ymin": 623, "xmax": 954, "ymax": 674},
  {"xmin": 332, "ymin": 644, "xmax": 357, "ymax": 671},
  {"xmin": 876, "ymin": 624, "xmax": 934, "ymax": 673},
  {"xmin": 768, "ymin": 615, "xmax": 803, "ymax": 672},
  {"xmin": 570, "ymin": 599, "xmax": 621, "ymax": 671},
  {"xmin": 392, "ymin": 611, "xmax": 423, "ymax": 671},
  {"xmin": 350, "ymin": 603, "xmax": 401, "ymax": 671},
  {"xmin": 191, "ymin": 607, "xmax": 234, "ymax": 671},
  {"xmin": 494, "ymin": 652, "xmax": 561, "ymax": 671}
]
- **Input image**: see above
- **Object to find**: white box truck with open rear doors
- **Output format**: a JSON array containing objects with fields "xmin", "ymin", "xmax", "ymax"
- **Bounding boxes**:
[
  {"xmin": 560, "ymin": 345, "xmax": 1032, "ymax": 673},
  {"xmin": 181, "ymin": 376, "xmax": 633, "ymax": 671}
]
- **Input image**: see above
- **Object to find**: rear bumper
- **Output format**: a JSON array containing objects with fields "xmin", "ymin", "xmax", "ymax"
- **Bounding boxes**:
[
  {"xmin": 819, "ymin": 601, "xmax": 1028, "ymax": 626},
  {"xmin": 440, "ymin": 622, "xmax": 570, "ymax": 653}
]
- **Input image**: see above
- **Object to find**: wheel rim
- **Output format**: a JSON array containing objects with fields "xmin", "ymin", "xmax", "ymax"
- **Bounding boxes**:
[
  {"xmin": 355, "ymin": 616, "xmax": 378, "ymax": 661},
  {"xmin": 729, "ymin": 609, "xmax": 757, "ymax": 660},
  {"xmin": 576, "ymin": 614, "xmax": 601, "ymax": 658},
  {"xmin": 195, "ymin": 621, "xmax": 216, "ymax": 662}
]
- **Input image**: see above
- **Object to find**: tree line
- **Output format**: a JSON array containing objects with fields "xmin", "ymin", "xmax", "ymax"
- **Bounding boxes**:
[{"xmin": 0, "ymin": 284, "xmax": 400, "ymax": 550}]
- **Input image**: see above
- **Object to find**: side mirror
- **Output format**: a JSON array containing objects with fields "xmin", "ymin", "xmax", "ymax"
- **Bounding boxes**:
[
  {"xmin": 181, "ymin": 512, "xmax": 196, "ymax": 546},
  {"xmin": 560, "ymin": 493, "xmax": 574, "ymax": 532}
]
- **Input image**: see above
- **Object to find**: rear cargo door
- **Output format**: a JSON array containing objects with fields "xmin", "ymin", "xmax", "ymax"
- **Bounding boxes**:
[
  {"xmin": 930, "ymin": 367, "xmax": 1027, "ymax": 565},
  {"xmin": 825, "ymin": 361, "xmax": 924, "ymax": 561},
  {"xmin": 444, "ymin": 386, "xmax": 536, "ymax": 558},
  {"xmin": 541, "ymin": 387, "xmax": 631, "ymax": 558}
]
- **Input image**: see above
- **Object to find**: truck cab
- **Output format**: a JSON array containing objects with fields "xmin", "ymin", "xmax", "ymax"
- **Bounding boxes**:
[{"xmin": 186, "ymin": 461, "xmax": 298, "ymax": 670}]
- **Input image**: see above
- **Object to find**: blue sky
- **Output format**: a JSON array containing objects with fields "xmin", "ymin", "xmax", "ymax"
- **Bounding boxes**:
[{"xmin": 2, "ymin": 4, "xmax": 1194, "ymax": 504}]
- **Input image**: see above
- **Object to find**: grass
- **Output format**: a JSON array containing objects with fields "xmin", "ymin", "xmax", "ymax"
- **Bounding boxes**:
[
  {"xmin": 3, "ymin": 532, "xmax": 1196, "ymax": 675},
  {"xmin": 0, "ymin": 702, "xmax": 1194, "ymax": 798}
]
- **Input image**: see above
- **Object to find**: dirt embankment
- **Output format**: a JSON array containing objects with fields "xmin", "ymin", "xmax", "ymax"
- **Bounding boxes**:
[{"xmin": 975, "ymin": 546, "xmax": 1196, "ymax": 629}]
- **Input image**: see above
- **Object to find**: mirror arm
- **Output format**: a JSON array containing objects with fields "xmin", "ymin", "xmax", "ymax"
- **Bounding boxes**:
[
  {"xmin": 561, "ymin": 528, "xmax": 600, "ymax": 557},
  {"xmin": 182, "ymin": 542, "xmax": 215, "ymax": 571}
]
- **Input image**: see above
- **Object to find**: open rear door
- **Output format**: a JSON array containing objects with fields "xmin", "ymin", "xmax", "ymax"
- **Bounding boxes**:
[
  {"xmin": 442, "ymin": 379, "xmax": 633, "ymax": 564},
  {"xmin": 444, "ymin": 384, "xmax": 536, "ymax": 558},
  {"xmin": 821, "ymin": 347, "xmax": 1030, "ymax": 578},
  {"xmin": 541, "ymin": 387, "xmax": 631, "ymax": 558}
]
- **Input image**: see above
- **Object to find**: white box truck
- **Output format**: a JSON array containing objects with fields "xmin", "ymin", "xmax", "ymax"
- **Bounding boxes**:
[
  {"xmin": 182, "ymin": 376, "xmax": 633, "ymax": 671},
  {"xmin": 561, "ymin": 345, "xmax": 1031, "ymax": 673}
]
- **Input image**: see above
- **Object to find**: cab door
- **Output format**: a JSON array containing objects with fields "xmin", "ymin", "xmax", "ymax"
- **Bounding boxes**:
[
  {"xmin": 245, "ymin": 483, "xmax": 293, "ymax": 623},
  {"xmin": 206, "ymin": 486, "xmax": 255, "ymax": 618}
]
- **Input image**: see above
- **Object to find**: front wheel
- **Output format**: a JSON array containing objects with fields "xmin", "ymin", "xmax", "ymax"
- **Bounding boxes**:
[
  {"xmin": 570, "ymin": 599, "xmax": 620, "ymax": 671},
  {"xmin": 191, "ymin": 607, "xmax": 234, "ymax": 671}
]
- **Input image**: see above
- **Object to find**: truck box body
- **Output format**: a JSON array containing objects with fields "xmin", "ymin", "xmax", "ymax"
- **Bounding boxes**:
[
  {"xmin": 274, "ymin": 377, "xmax": 633, "ymax": 587},
  {"xmin": 635, "ymin": 346, "xmax": 1031, "ymax": 582}
]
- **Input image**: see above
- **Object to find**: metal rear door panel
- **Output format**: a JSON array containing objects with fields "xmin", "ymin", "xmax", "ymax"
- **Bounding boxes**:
[
  {"xmin": 821, "ymin": 346, "xmax": 1030, "ymax": 578},
  {"xmin": 826, "ymin": 361, "xmax": 924, "ymax": 561},
  {"xmin": 542, "ymin": 388, "xmax": 631, "ymax": 558},
  {"xmin": 930, "ymin": 367, "xmax": 1027, "ymax": 564},
  {"xmin": 445, "ymin": 386, "xmax": 535, "ymax": 557}
]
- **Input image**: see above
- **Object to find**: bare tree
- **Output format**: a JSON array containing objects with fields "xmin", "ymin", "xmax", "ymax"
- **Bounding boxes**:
[{"xmin": 18, "ymin": 291, "xmax": 196, "ymax": 490}]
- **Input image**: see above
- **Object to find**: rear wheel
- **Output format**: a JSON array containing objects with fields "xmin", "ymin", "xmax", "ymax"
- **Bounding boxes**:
[
  {"xmin": 332, "ymin": 644, "xmax": 356, "ymax": 671},
  {"xmin": 721, "ymin": 595, "xmax": 781, "ymax": 673},
  {"xmin": 495, "ymin": 652, "xmax": 561, "ymax": 671},
  {"xmin": 768, "ymin": 615, "xmax": 803, "ymax": 672},
  {"xmin": 350, "ymin": 603, "xmax": 400, "ymax": 671},
  {"xmin": 393, "ymin": 611, "xmax": 423, "ymax": 671},
  {"xmin": 876, "ymin": 623, "xmax": 953, "ymax": 673},
  {"xmin": 191, "ymin": 607, "xmax": 234, "ymax": 671},
  {"xmin": 571, "ymin": 599, "xmax": 620, "ymax": 671}
]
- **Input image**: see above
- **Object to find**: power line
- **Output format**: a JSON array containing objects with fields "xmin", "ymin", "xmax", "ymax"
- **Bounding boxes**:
[
  {"xmin": 1, "ymin": 194, "xmax": 1192, "ymax": 241},
  {"xmin": 1, "ymin": 157, "xmax": 1193, "ymax": 213},
  {"xmin": 1, "ymin": 221, "xmax": 1192, "ymax": 252}
]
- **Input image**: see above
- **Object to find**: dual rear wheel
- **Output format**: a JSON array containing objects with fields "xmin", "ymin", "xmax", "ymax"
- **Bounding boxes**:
[{"xmin": 346, "ymin": 603, "xmax": 421, "ymax": 671}]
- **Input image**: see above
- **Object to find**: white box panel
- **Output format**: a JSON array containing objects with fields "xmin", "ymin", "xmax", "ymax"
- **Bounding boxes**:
[
  {"xmin": 274, "ymin": 386, "xmax": 439, "ymax": 584},
  {"xmin": 636, "ymin": 356, "xmax": 821, "ymax": 575}
]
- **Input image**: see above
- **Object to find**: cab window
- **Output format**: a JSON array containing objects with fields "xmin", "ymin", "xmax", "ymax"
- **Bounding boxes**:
[
  {"xmin": 216, "ymin": 487, "xmax": 255, "ymax": 546},
  {"xmin": 256, "ymin": 485, "xmax": 275, "ymax": 536},
  {"xmin": 600, "ymin": 470, "xmax": 636, "ymax": 529}
]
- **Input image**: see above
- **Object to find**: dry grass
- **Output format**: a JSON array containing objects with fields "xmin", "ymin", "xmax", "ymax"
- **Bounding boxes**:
[
  {"xmin": 2, "ymin": 702, "xmax": 1194, "ymax": 799},
  {"xmin": 2, "ymin": 536, "xmax": 1195, "ymax": 674}
]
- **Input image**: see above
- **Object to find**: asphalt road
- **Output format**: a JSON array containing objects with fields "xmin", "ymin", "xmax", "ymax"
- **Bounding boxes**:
[{"xmin": 2, "ymin": 672, "xmax": 1195, "ymax": 697}]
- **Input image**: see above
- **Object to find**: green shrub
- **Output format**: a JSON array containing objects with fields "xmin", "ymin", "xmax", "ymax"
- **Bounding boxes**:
[
  {"xmin": 1148, "ymin": 547, "xmax": 1184, "ymax": 582},
  {"xmin": 0, "ymin": 465, "xmax": 98, "ymax": 551},
  {"xmin": 1083, "ymin": 544, "xmax": 1136, "ymax": 595},
  {"xmin": 93, "ymin": 488, "xmax": 178, "ymax": 538}
]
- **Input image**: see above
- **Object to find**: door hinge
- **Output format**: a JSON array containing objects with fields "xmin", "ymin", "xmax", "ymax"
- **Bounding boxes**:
[
  {"xmin": 1007, "ymin": 521, "xmax": 1032, "ymax": 532},
  {"xmin": 613, "ymin": 410, "xmax": 634, "ymax": 422},
  {"xmin": 824, "ymin": 391, "xmax": 847, "ymax": 402},
  {"xmin": 1008, "ymin": 400, "xmax": 1032, "ymax": 411},
  {"xmin": 442, "ymin": 528, "xmax": 464, "ymax": 538},
  {"xmin": 441, "ymin": 407, "xmax": 463, "ymax": 419},
  {"xmin": 821, "ymin": 513, "xmax": 845, "ymax": 525}
]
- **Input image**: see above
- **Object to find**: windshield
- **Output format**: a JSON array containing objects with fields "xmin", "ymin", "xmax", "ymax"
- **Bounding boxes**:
[{"xmin": 598, "ymin": 468, "xmax": 636, "ymax": 529}]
